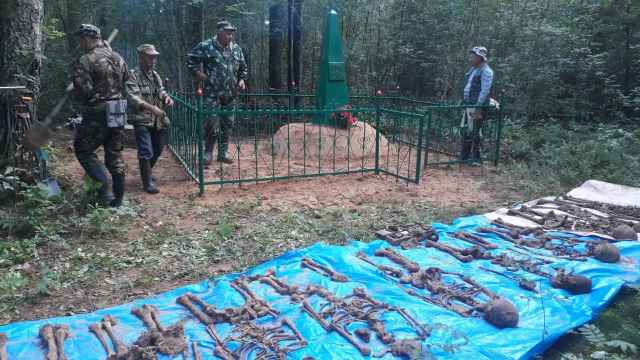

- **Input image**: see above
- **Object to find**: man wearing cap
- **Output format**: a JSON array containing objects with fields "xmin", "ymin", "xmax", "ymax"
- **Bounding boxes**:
[
  {"xmin": 70, "ymin": 24, "xmax": 131, "ymax": 207},
  {"xmin": 125, "ymin": 44, "xmax": 174, "ymax": 194},
  {"xmin": 460, "ymin": 46, "xmax": 494, "ymax": 162},
  {"xmin": 186, "ymin": 20, "xmax": 248, "ymax": 165}
]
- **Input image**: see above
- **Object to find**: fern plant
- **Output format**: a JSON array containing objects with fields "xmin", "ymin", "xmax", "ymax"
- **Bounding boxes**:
[{"xmin": 561, "ymin": 323, "xmax": 639, "ymax": 360}]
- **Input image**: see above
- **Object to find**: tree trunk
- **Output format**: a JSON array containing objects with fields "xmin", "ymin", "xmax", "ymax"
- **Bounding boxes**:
[
  {"xmin": 0, "ymin": 0, "xmax": 45, "ymax": 98},
  {"xmin": 0, "ymin": 0, "xmax": 43, "ymax": 165}
]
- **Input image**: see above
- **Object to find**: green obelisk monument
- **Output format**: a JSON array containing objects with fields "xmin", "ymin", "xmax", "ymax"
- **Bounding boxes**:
[{"xmin": 314, "ymin": 9, "xmax": 349, "ymax": 124}]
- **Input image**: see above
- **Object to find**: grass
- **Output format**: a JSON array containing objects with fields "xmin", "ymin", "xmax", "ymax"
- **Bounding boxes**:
[{"xmin": 0, "ymin": 177, "xmax": 484, "ymax": 325}]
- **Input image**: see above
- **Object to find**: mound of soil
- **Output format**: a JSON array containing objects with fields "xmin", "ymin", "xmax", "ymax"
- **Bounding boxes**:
[{"xmin": 270, "ymin": 121, "xmax": 389, "ymax": 162}]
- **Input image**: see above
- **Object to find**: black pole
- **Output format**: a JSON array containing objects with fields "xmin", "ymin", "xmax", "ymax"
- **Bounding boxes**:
[
  {"xmin": 268, "ymin": 4, "xmax": 285, "ymax": 92},
  {"xmin": 287, "ymin": 0, "xmax": 294, "ymax": 95},
  {"xmin": 287, "ymin": 0, "xmax": 303, "ymax": 107},
  {"xmin": 293, "ymin": 0, "xmax": 303, "ymax": 94}
]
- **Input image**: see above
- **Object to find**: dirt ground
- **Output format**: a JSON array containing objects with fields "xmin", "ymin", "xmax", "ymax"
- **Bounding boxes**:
[
  {"xmin": 64, "ymin": 143, "xmax": 496, "ymax": 223},
  {"xmin": 3, "ymin": 133, "xmax": 504, "ymax": 324}
]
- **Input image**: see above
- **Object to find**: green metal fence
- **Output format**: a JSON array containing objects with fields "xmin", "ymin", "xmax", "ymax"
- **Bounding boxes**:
[
  {"xmin": 167, "ymin": 93, "xmax": 504, "ymax": 194},
  {"xmin": 422, "ymin": 104, "xmax": 504, "ymax": 166}
]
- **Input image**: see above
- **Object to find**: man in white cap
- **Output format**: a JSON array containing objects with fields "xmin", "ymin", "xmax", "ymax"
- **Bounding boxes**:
[
  {"xmin": 126, "ymin": 44, "xmax": 174, "ymax": 194},
  {"xmin": 461, "ymin": 46, "xmax": 494, "ymax": 162}
]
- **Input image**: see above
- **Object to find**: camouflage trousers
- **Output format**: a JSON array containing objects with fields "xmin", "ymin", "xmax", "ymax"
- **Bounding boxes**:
[
  {"xmin": 74, "ymin": 110, "xmax": 126, "ymax": 177},
  {"xmin": 203, "ymin": 97, "xmax": 235, "ymax": 159}
]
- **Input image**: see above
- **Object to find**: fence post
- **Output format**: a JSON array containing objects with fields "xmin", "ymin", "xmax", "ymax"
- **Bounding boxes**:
[
  {"xmin": 374, "ymin": 103, "xmax": 381, "ymax": 175},
  {"xmin": 423, "ymin": 110, "xmax": 432, "ymax": 168},
  {"xmin": 197, "ymin": 95, "xmax": 205, "ymax": 195},
  {"xmin": 494, "ymin": 106, "xmax": 504, "ymax": 167},
  {"xmin": 415, "ymin": 114, "xmax": 425, "ymax": 184}
]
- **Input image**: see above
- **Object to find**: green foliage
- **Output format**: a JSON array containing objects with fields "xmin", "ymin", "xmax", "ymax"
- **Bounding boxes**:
[
  {"xmin": 502, "ymin": 120, "xmax": 640, "ymax": 195},
  {"xmin": 546, "ymin": 288, "xmax": 640, "ymax": 359},
  {"xmin": 579, "ymin": 324, "xmax": 607, "ymax": 345},
  {"xmin": 35, "ymin": 266, "xmax": 61, "ymax": 296},
  {"xmin": 0, "ymin": 271, "xmax": 28, "ymax": 297},
  {"xmin": 0, "ymin": 238, "xmax": 35, "ymax": 267},
  {"xmin": 42, "ymin": 17, "xmax": 65, "ymax": 40},
  {"xmin": 564, "ymin": 323, "xmax": 639, "ymax": 359},
  {"xmin": 84, "ymin": 204, "xmax": 137, "ymax": 235}
]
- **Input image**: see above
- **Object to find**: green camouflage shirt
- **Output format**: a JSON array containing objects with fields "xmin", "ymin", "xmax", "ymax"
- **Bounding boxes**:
[
  {"xmin": 125, "ymin": 67, "xmax": 170, "ymax": 129},
  {"xmin": 186, "ymin": 36, "xmax": 248, "ymax": 102},
  {"xmin": 71, "ymin": 42, "xmax": 129, "ymax": 112}
]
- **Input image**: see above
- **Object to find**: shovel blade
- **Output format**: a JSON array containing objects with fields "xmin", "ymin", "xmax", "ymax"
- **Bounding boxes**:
[{"xmin": 38, "ymin": 177, "xmax": 61, "ymax": 198}]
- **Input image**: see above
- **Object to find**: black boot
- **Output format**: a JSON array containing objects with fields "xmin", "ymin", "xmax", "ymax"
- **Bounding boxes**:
[
  {"xmin": 86, "ymin": 164, "xmax": 115, "ymax": 205},
  {"xmin": 204, "ymin": 138, "xmax": 214, "ymax": 166},
  {"xmin": 149, "ymin": 157, "xmax": 158, "ymax": 182},
  {"xmin": 460, "ymin": 137, "xmax": 472, "ymax": 162},
  {"xmin": 110, "ymin": 174, "xmax": 125, "ymax": 207},
  {"xmin": 140, "ymin": 159, "xmax": 159, "ymax": 194}
]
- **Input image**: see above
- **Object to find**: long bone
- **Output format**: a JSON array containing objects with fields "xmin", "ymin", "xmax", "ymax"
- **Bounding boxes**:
[
  {"xmin": 131, "ymin": 304, "xmax": 187, "ymax": 356},
  {"xmin": 422, "ymin": 238, "xmax": 474, "ymax": 262},
  {"xmin": 39, "ymin": 324, "xmax": 58, "ymax": 360},
  {"xmin": 89, "ymin": 322, "xmax": 114, "ymax": 358},
  {"xmin": 374, "ymin": 248, "xmax": 420, "ymax": 272},
  {"xmin": 54, "ymin": 325, "xmax": 70, "ymax": 360},
  {"xmin": 0, "ymin": 333, "xmax": 8, "ymax": 360},
  {"xmin": 301, "ymin": 257, "xmax": 348, "ymax": 282},
  {"xmin": 205, "ymin": 325, "xmax": 233, "ymax": 360},
  {"xmin": 101, "ymin": 315, "xmax": 128, "ymax": 358},
  {"xmin": 450, "ymin": 231, "xmax": 498, "ymax": 249}
]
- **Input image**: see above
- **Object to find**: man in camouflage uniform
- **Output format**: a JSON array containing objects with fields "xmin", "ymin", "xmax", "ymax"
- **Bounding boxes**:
[
  {"xmin": 186, "ymin": 20, "xmax": 248, "ymax": 165},
  {"xmin": 71, "ymin": 24, "xmax": 130, "ymax": 207},
  {"xmin": 126, "ymin": 44, "xmax": 174, "ymax": 194}
]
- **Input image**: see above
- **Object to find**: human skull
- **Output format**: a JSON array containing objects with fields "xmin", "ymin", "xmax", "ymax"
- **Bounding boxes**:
[
  {"xmin": 589, "ymin": 242, "xmax": 621, "ymax": 263},
  {"xmin": 612, "ymin": 224, "xmax": 637, "ymax": 240},
  {"xmin": 483, "ymin": 298, "xmax": 519, "ymax": 328}
]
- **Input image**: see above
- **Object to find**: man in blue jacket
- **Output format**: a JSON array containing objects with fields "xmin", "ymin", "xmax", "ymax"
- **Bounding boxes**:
[{"xmin": 461, "ymin": 46, "xmax": 494, "ymax": 162}]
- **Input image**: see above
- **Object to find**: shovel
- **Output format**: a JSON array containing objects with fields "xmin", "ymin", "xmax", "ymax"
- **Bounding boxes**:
[
  {"xmin": 23, "ymin": 29, "xmax": 119, "ymax": 151},
  {"xmin": 34, "ymin": 148, "xmax": 61, "ymax": 198}
]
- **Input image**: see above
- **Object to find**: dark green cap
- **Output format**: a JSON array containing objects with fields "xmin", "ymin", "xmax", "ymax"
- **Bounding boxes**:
[{"xmin": 74, "ymin": 24, "xmax": 101, "ymax": 38}]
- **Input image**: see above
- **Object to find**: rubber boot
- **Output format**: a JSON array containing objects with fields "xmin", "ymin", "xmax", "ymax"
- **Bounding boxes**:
[
  {"xmin": 204, "ymin": 138, "xmax": 214, "ymax": 166},
  {"xmin": 472, "ymin": 148, "xmax": 481, "ymax": 163},
  {"xmin": 148, "ymin": 161, "xmax": 158, "ymax": 190},
  {"xmin": 110, "ymin": 174, "xmax": 125, "ymax": 207},
  {"xmin": 149, "ymin": 156, "xmax": 158, "ymax": 182},
  {"xmin": 140, "ymin": 159, "xmax": 159, "ymax": 194},
  {"xmin": 217, "ymin": 135, "xmax": 233, "ymax": 164},
  {"xmin": 86, "ymin": 164, "xmax": 115, "ymax": 206},
  {"xmin": 460, "ymin": 137, "xmax": 471, "ymax": 162}
]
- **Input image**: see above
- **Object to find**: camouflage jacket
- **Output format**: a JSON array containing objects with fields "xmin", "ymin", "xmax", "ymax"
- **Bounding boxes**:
[
  {"xmin": 186, "ymin": 37, "xmax": 248, "ymax": 102},
  {"xmin": 125, "ymin": 67, "xmax": 170, "ymax": 129},
  {"xmin": 71, "ymin": 42, "xmax": 129, "ymax": 113}
]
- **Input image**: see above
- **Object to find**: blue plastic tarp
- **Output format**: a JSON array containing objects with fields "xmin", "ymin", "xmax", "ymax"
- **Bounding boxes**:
[{"xmin": 1, "ymin": 215, "xmax": 639, "ymax": 359}]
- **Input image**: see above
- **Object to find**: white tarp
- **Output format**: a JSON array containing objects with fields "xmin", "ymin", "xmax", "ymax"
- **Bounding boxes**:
[{"xmin": 567, "ymin": 180, "xmax": 640, "ymax": 207}]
